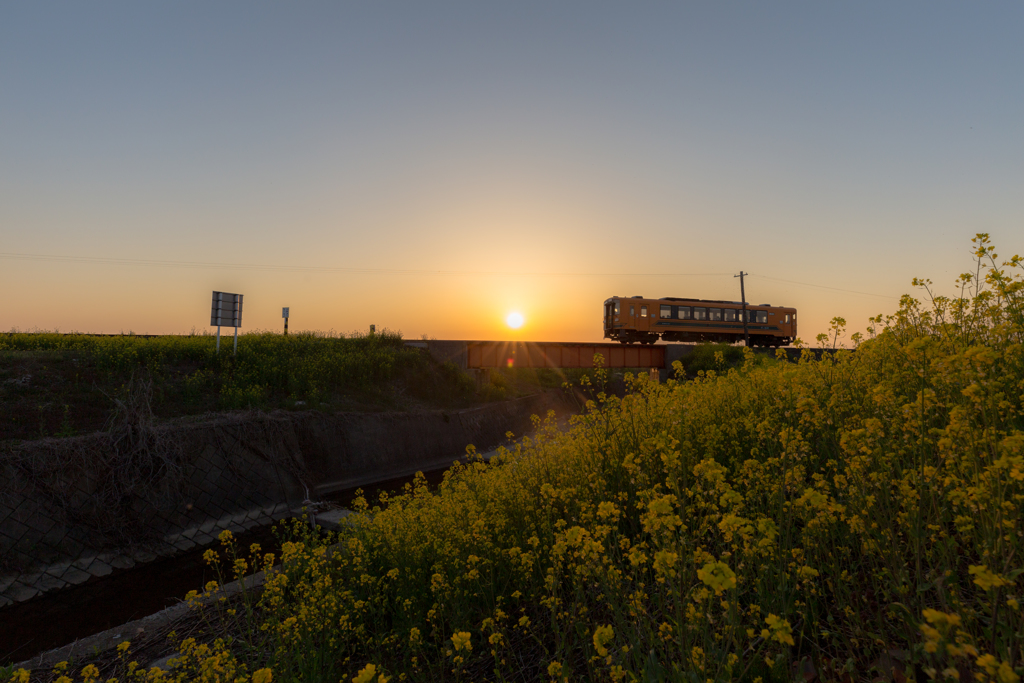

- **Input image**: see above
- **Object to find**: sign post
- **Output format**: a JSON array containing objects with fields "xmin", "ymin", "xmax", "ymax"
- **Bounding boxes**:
[
  {"xmin": 282, "ymin": 307, "xmax": 290, "ymax": 336},
  {"xmin": 211, "ymin": 291, "xmax": 243, "ymax": 355}
]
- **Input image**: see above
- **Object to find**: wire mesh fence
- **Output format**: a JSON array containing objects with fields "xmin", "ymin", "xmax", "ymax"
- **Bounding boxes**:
[
  {"xmin": 0, "ymin": 377, "xmax": 562, "ymax": 613},
  {"xmin": 0, "ymin": 410, "xmax": 308, "ymax": 608}
]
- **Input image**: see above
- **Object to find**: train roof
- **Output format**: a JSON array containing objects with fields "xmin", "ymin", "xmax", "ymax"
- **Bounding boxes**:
[
  {"xmin": 659, "ymin": 297, "xmax": 744, "ymax": 305},
  {"xmin": 605, "ymin": 295, "xmax": 793, "ymax": 309}
]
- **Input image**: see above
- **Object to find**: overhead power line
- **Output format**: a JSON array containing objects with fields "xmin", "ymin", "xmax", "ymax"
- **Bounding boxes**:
[
  {"xmin": 0, "ymin": 251, "xmax": 730, "ymax": 278},
  {"xmin": 749, "ymin": 272, "xmax": 901, "ymax": 299},
  {"xmin": 0, "ymin": 251, "xmax": 900, "ymax": 299}
]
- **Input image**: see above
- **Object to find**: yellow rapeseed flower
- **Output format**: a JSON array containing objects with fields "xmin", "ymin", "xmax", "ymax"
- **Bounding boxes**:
[
  {"xmin": 592, "ymin": 625, "xmax": 614, "ymax": 657},
  {"xmin": 978, "ymin": 655, "xmax": 1000, "ymax": 675},
  {"xmin": 796, "ymin": 488, "xmax": 827, "ymax": 509},
  {"xmin": 697, "ymin": 561, "xmax": 737, "ymax": 595},
  {"xmin": 998, "ymin": 662, "xmax": 1019, "ymax": 683},
  {"xmin": 597, "ymin": 501, "xmax": 619, "ymax": 520},
  {"xmin": 924, "ymin": 609, "xmax": 961, "ymax": 626},
  {"xmin": 763, "ymin": 614, "xmax": 795, "ymax": 646},
  {"xmin": 653, "ymin": 550, "xmax": 678, "ymax": 579},
  {"xmin": 353, "ymin": 663, "xmax": 377, "ymax": 683},
  {"xmin": 450, "ymin": 631, "xmax": 472, "ymax": 652},
  {"xmin": 969, "ymin": 565, "xmax": 1013, "ymax": 591}
]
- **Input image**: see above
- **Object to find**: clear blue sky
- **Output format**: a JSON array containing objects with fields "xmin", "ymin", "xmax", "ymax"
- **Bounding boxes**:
[{"xmin": 2, "ymin": 3, "xmax": 1021, "ymax": 340}]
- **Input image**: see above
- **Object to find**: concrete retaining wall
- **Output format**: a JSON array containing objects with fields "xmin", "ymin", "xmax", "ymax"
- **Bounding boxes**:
[
  {"xmin": 296, "ymin": 393, "xmax": 566, "ymax": 494},
  {"xmin": 0, "ymin": 392, "xmax": 568, "ymax": 606}
]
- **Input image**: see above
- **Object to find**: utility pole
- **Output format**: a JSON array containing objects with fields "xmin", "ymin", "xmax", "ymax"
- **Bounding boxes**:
[{"xmin": 734, "ymin": 271, "xmax": 750, "ymax": 347}]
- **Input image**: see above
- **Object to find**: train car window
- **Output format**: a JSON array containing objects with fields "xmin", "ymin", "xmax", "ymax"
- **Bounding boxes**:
[
  {"xmin": 724, "ymin": 309, "xmax": 737, "ymax": 322},
  {"xmin": 709, "ymin": 308, "xmax": 722, "ymax": 321},
  {"xmin": 757, "ymin": 311, "xmax": 768, "ymax": 324},
  {"xmin": 660, "ymin": 305, "xmax": 671, "ymax": 318},
  {"xmin": 640, "ymin": 306, "xmax": 648, "ymax": 317},
  {"xmin": 693, "ymin": 307, "xmax": 707, "ymax": 320},
  {"xmin": 630, "ymin": 305, "xmax": 634, "ymax": 316},
  {"xmin": 614, "ymin": 302, "xmax": 620, "ymax": 314},
  {"xmin": 678, "ymin": 307, "xmax": 691, "ymax": 319},
  {"xmin": 784, "ymin": 314, "xmax": 790, "ymax": 323}
]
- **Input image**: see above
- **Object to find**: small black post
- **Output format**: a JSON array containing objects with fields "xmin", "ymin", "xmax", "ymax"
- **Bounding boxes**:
[{"xmin": 735, "ymin": 271, "xmax": 750, "ymax": 347}]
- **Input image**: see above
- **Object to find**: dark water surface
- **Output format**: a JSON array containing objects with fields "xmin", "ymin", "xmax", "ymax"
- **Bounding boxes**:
[{"xmin": 0, "ymin": 468, "xmax": 448, "ymax": 665}]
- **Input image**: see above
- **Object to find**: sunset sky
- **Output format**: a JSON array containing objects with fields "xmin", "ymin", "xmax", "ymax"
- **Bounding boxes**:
[{"xmin": 2, "ymin": 3, "xmax": 1022, "ymax": 342}]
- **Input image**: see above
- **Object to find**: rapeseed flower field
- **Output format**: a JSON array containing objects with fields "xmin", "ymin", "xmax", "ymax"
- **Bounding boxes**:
[{"xmin": 9, "ymin": 234, "xmax": 1024, "ymax": 682}]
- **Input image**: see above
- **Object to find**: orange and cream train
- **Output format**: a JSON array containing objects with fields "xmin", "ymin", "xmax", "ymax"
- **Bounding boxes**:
[{"xmin": 603, "ymin": 296, "xmax": 797, "ymax": 347}]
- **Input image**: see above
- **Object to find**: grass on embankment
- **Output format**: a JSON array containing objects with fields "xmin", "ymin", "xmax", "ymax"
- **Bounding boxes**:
[
  {"xmin": 0, "ymin": 330, "xmax": 484, "ymax": 441},
  {"xmin": 13, "ymin": 234, "xmax": 1022, "ymax": 683},
  {"xmin": 0, "ymin": 327, "xmax": 679, "ymax": 442}
]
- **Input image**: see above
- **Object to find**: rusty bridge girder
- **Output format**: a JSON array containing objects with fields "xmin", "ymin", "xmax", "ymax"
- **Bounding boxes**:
[
  {"xmin": 466, "ymin": 341, "xmax": 665, "ymax": 369},
  {"xmin": 406, "ymin": 340, "xmax": 828, "ymax": 373}
]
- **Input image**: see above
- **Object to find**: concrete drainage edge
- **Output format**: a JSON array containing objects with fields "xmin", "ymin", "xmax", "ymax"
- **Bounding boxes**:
[{"xmin": 15, "ymin": 509, "xmax": 356, "ymax": 673}]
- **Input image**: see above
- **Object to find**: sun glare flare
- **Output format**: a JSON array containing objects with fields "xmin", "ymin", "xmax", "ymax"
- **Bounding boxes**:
[{"xmin": 506, "ymin": 312, "xmax": 525, "ymax": 329}]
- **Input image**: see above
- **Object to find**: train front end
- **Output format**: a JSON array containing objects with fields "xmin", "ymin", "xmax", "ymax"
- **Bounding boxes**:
[{"xmin": 603, "ymin": 297, "xmax": 618, "ymax": 341}]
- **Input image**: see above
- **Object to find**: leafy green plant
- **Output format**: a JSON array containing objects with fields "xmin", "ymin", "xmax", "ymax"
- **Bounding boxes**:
[
  {"xmin": 0, "ymin": 329, "xmax": 480, "ymax": 438},
  {"xmin": 679, "ymin": 342, "xmax": 748, "ymax": 377}
]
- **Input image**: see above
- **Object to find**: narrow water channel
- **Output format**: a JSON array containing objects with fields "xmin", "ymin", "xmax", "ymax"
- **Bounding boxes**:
[{"xmin": 0, "ymin": 468, "xmax": 449, "ymax": 665}]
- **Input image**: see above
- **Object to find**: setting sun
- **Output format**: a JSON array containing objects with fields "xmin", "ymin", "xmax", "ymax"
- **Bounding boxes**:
[{"xmin": 506, "ymin": 312, "xmax": 525, "ymax": 329}]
